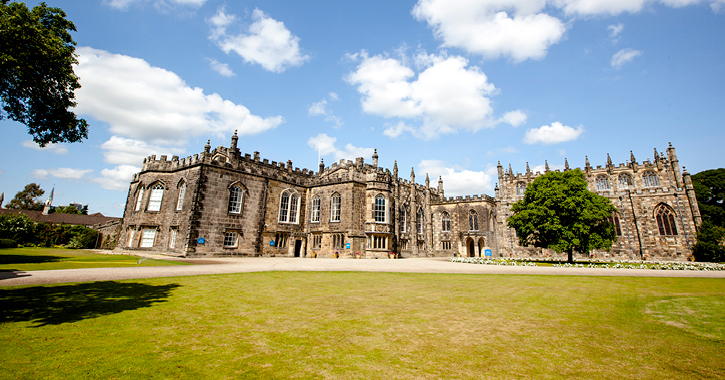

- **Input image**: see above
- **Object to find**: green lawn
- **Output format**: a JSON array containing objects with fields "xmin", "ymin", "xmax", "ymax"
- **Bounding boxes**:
[
  {"xmin": 1, "ymin": 272, "xmax": 724, "ymax": 379},
  {"xmin": 0, "ymin": 248, "xmax": 187, "ymax": 271}
]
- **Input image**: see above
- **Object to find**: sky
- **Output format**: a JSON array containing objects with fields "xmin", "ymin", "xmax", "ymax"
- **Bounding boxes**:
[{"xmin": 2, "ymin": 0, "xmax": 724, "ymax": 217}]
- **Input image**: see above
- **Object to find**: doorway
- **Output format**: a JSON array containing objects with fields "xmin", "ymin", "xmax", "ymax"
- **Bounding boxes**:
[
  {"xmin": 467, "ymin": 238, "xmax": 475, "ymax": 257},
  {"xmin": 294, "ymin": 240, "xmax": 302, "ymax": 257}
]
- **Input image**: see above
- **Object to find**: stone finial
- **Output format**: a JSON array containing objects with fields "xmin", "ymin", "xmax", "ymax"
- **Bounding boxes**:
[
  {"xmin": 654, "ymin": 148, "xmax": 659, "ymax": 161},
  {"xmin": 607, "ymin": 153, "xmax": 612, "ymax": 166},
  {"xmin": 319, "ymin": 158, "xmax": 325, "ymax": 174},
  {"xmin": 372, "ymin": 149, "xmax": 378, "ymax": 168},
  {"xmin": 231, "ymin": 130, "xmax": 238, "ymax": 150},
  {"xmin": 545, "ymin": 160, "xmax": 550, "ymax": 173},
  {"xmin": 410, "ymin": 167, "xmax": 415, "ymax": 183},
  {"xmin": 585, "ymin": 155, "xmax": 590, "ymax": 169},
  {"xmin": 204, "ymin": 140, "xmax": 211, "ymax": 153},
  {"xmin": 425, "ymin": 173, "xmax": 430, "ymax": 187},
  {"xmin": 393, "ymin": 160, "xmax": 398, "ymax": 178},
  {"xmin": 526, "ymin": 162, "xmax": 531, "ymax": 175},
  {"xmin": 564, "ymin": 157, "xmax": 570, "ymax": 171},
  {"xmin": 630, "ymin": 150, "xmax": 636, "ymax": 164},
  {"xmin": 508, "ymin": 163, "xmax": 513, "ymax": 175}
]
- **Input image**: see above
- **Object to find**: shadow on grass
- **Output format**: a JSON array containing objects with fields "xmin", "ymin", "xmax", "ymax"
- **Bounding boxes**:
[
  {"xmin": 0, "ymin": 254, "xmax": 63, "ymax": 265},
  {"xmin": 0, "ymin": 281, "xmax": 181, "ymax": 327}
]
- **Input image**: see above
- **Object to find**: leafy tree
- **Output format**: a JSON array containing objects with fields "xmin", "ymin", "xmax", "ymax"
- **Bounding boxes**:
[
  {"xmin": 691, "ymin": 168, "xmax": 725, "ymax": 228},
  {"xmin": 6, "ymin": 183, "xmax": 44, "ymax": 210},
  {"xmin": 692, "ymin": 221, "xmax": 725, "ymax": 262},
  {"xmin": 52, "ymin": 205, "xmax": 80, "ymax": 214},
  {"xmin": 0, "ymin": 212, "xmax": 35, "ymax": 244},
  {"xmin": 507, "ymin": 169, "xmax": 617, "ymax": 263},
  {"xmin": 1, "ymin": 1, "xmax": 88, "ymax": 146}
]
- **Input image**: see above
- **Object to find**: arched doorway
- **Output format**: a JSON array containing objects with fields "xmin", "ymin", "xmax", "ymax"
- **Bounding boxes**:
[
  {"xmin": 466, "ymin": 238, "xmax": 475, "ymax": 257},
  {"xmin": 478, "ymin": 238, "xmax": 485, "ymax": 256}
]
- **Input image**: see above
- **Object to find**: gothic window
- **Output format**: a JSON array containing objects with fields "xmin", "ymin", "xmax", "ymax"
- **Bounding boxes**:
[
  {"xmin": 176, "ymin": 181, "xmax": 186, "ymax": 211},
  {"xmin": 312, "ymin": 234, "xmax": 322, "ymax": 249},
  {"xmin": 147, "ymin": 184, "xmax": 164, "ymax": 211},
  {"xmin": 228, "ymin": 185, "xmax": 243, "ymax": 214},
  {"xmin": 618, "ymin": 174, "xmax": 634, "ymax": 189},
  {"xmin": 278, "ymin": 190, "xmax": 299, "ymax": 223},
  {"xmin": 469, "ymin": 210, "xmax": 479, "ymax": 231},
  {"xmin": 595, "ymin": 176, "xmax": 611, "ymax": 191},
  {"xmin": 516, "ymin": 182, "xmax": 527, "ymax": 196},
  {"xmin": 332, "ymin": 233, "xmax": 344, "ymax": 249},
  {"xmin": 442, "ymin": 241, "xmax": 452, "ymax": 250},
  {"xmin": 223, "ymin": 232, "xmax": 238, "ymax": 248},
  {"xmin": 331, "ymin": 193, "xmax": 341, "ymax": 222},
  {"xmin": 607, "ymin": 215, "xmax": 622, "ymax": 236},
  {"xmin": 134, "ymin": 186, "xmax": 144, "ymax": 211},
  {"xmin": 169, "ymin": 228, "xmax": 177, "ymax": 248},
  {"xmin": 274, "ymin": 233, "xmax": 288, "ymax": 248},
  {"xmin": 400, "ymin": 207, "xmax": 407, "ymax": 233},
  {"xmin": 375, "ymin": 195, "xmax": 386, "ymax": 223},
  {"xmin": 655, "ymin": 204, "xmax": 678, "ymax": 236},
  {"xmin": 140, "ymin": 228, "xmax": 156, "ymax": 247},
  {"xmin": 128, "ymin": 228, "xmax": 135, "ymax": 247},
  {"xmin": 442, "ymin": 212, "xmax": 451, "ymax": 232},
  {"xmin": 643, "ymin": 172, "xmax": 660, "ymax": 188},
  {"xmin": 417, "ymin": 208, "xmax": 423, "ymax": 235},
  {"xmin": 310, "ymin": 196, "xmax": 320, "ymax": 222}
]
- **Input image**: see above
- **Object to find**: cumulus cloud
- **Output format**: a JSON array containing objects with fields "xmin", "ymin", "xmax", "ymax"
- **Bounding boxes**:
[
  {"xmin": 499, "ymin": 110, "xmax": 528, "ymax": 127},
  {"xmin": 22, "ymin": 141, "xmax": 68, "ymax": 154},
  {"xmin": 100, "ymin": 136, "xmax": 186, "ymax": 166},
  {"xmin": 74, "ymin": 47, "xmax": 283, "ymax": 147},
  {"xmin": 307, "ymin": 133, "xmax": 374, "ymax": 162},
  {"xmin": 308, "ymin": 99, "xmax": 328, "ymax": 116},
  {"xmin": 328, "ymin": 92, "xmax": 340, "ymax": 101},
  {"xmin": 104, "ymin": 0, "xmax": 208, "ymax": 11},
  {"xmin": 608, "ymin": 23, "xmax": 624, "ymax": 43},
  {"xmin": 347, "ymin": 50, "xmax": 519, "ymax": 139},
  {"xmin": 208, "ymin": 8, "xmax": 309, "ymax": 73},
  {"xmin": 32, "ymin": 168, "xmax": 93, "ymax": 180},
  {"xmin": 309, "ymin": 95, "xmax": 344, "ymax": 127},
  {"xmin": 92, "ymin": 165, "xmax": 140, "ymax": 191},
  {"xmin": 523, "ymin": 121, "xmax": 584, "ymax": 144},
  {"xmin": 208, "ymin": 58, "xmax": 235, "ymax": 77},
  {"xmin": 418, "ymin": 160, "xmax": 497, "ymax": 196},
  {"xmin": 611, "ymin": 48, "xmax": 642, "ymax": 68}
]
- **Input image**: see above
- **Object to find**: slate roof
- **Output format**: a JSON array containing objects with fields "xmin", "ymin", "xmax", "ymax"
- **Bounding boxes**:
[{"xmin": 0, "ymin": 209, "xmax": 121, "ymax": 227}]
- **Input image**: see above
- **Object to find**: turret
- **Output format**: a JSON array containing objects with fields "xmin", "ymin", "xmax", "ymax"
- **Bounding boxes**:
[
  {"xmin": 393, "ymin": 160, "xmax": 398, "ymax": 178},
  {"xmin": 438, "ymin": 176, "xmax": 444, "ymax": 197},
  {"xmin": 204, "ymin": 140, "xmax": 211, "ymax": 154},
  {"xmin": 372, "ymin": 149, "xmax": 378, "ymax": 168},
  {"xmin": 526, "ymin": 162, "xmax": 531, "ymax": 177},
  {"xmin": 230, "ymin": 130, "xmax": 238, "ymax": 150},
  {"xmin": 497, "ymin": 161, "xmax": 504, "ymax": 182},
  {"xmin": 425, "ymin": 173, "xmax": 430, "ymax": 187},
  {"xmin": 508, "ymin": 163, "xmax": 513, "ymax": 176},
  {"xmin": 410, "ymin": 167, "xmax": 415, "ymax": 183},
  {"xmin": 667, "ymin": 142, "xmax": 683, "ymax": 188},
  {"xmin": 319, "ymin": 158, "xmax": 325, "ymax": 175},
  {"xmin": 585, "ymin": 156, "xmax": 591, "ymax": 175}
]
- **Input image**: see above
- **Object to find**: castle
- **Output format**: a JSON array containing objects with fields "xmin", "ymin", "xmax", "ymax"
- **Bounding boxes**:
[{"xmin": 118, "ymin": 132, "xmax": 701, "ymax": 260}]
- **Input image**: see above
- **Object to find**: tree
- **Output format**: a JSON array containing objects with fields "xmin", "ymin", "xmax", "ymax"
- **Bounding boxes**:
[
  {"xmin": 691, "ymin": 168, "xmax": 725, "ymax": 228},
  {"xmin": 52, "ymin": 205, "xmax": 80, "ymax": 214},
  {"xmin": 5, "ymin": 183, "xmax": 44, "ymax": 210},
  {"xmin": 691, "ymin": 221, "xmax": 725, "ymax": 262},
  {"xmin": 507, "ymin": 169, "xmax": 617, "ymax": 263},
  {"xmin": 0, "ymin": 1, "xmax": 88, "ymax": 146}
]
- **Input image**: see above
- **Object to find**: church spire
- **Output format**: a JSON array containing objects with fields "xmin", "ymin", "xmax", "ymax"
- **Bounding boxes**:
[
  {"xmin": 564, "ymin": 158, "xmax": 570, "ymax": 171},
  {"xmin": 630, "ymin": 150, "xmax": 636, "ymax": 164},
  {"xmin": 393, "ymin": 160, "xmax": 398, "ymax": 178},
  {"xmin": 42, "ymin": 186, "xmax": 54, "ymax": 215},
  {"xmin": 410, "ymin": 167, "xmax": 415, "ymax": 183},
  {"xmin": 545, "ymin": 160, "xmax": 550, "ymax": 173}
]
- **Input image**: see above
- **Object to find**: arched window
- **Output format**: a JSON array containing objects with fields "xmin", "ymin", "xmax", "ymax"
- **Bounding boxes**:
[
  {"xmin": 607, "ymin": 214, "xmax": 622, "ymax": 236},
  {"xmin": 516, "ymin": 182, "xmax": 526, "ymax": 196},
  {"xmin": 375, "ymin": 195, "xmax": 386, "ymax": 223},
  {"xmin": 134, "ymin": 185, "xmax": 144, "ymax": 211},
  {"xmin": 176, "ymin": 181, "xmax": 186, "ymax": 211},
  {"xmin": 595, "ymin": 176, "xmax": 610, "ymax": 191},
  {"xmin": 655, "ymin": 204, "xmax": 678, "ymax": 236},
  {"xmin": 147, "ymin": 184, "xmax": 164, "ymax": 211},
  {"xmin": 330, "ymin": 193, "xmax": 341, "ymax": 222},
  {"xmin": 279, "ymin": 190, "xmax": 299, "ymax": 223},
  {"xmin": 469, "ymin": 210, "xmax": 479, "ymax": 231},
  {"xmin": 400, "ymin": 207, "xmax": 407, "ymax": 233},
  {"xmin": 618, "ymin": 174, "xmax": 633, "ymax": 189},
  {"xmin": 441, "ymin": 212, "xmax": 451, "ymax": 232},
  {"xmin": 310, "ymin": 196, "xmax": 320, "ymax": 222},
  {"xmin": 228, "ymin": 185, "xmax": 243, "ymax": 214},
  {"xmin": 643, "ymin": 172, "xmax": 660, "ymax": 188},
  {"xmin": 416, "ymin": 208, "xmax": 423, "ymax": 235}
]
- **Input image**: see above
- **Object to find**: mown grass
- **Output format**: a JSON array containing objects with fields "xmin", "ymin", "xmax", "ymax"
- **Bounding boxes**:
[
  {"xmin": 1, "ymin": 272, "xmax": 724, "ymax": 379},
  {"xmin": 0, "ymin": 248, "xmax": 187, "ymax": 271}
]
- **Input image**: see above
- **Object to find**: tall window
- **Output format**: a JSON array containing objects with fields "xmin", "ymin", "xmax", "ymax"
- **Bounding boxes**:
[
  {"xmin": 228, "ymin": 185, "xmax": 243, "ymax": 214},
  {"xmin": 147, "ymin": 184, "xmax": 164, "ymax": 211},
  {"xmin": 375, "ymin": 195, "xmax": 386, "ymax": 222},
  {"xmin": 332, "ymin": 233, "xmax": 344, "ymax": 249},
  {"xmin": 135, "ymin": 186, "xmax": 144, "ymax": 211},
  {"xmin": 607, "ymin": 215, "xmax": 622, "ymax": 236},
  {"xmin": 619, "ymin": 174, "xmax": 633, "ymax": 189},
  {"xmin": 516, "ymin": 182, "xmax": 526, "ymax": 196},
  {"xmin": 169, "ymin": 228, "xmax": 177, "ymax": 248},
  {"xmin": 400, "ymin": 207, "xmax": 407, "ymax": 233},
  {"xmin": 140, "ymin": 228, "xmax": 156, "ymax": 247},
  {"xmin": 128, "ymin": 229, "xmax": 135, "ymax": 247},
  {"xmin": 655, "ymin": 205, "xmax": 678, "ymax": 236},
  {"xmin": 442, "ymin": 212, "xmax": 451, "ymax": 232},
  {"xmin": 417, "ymin": 208, "xmax": 423, "ymax": 235},
  {"xmin": 312, "ymin": 234, "xmax": 322, "ymax": 249},
  {"xmin": 310, "ymin": 196, "xmax": 320, "ymax": 222},
  {"xmin": 368, "ymin": 235, "xmax": 387, "ymax": 249},
  {"xmin": 595, "ymin": 176, "xmax": 610, "ymax": 191},
  {"xmin": 279, "ymin": 190, "xmax": 299, "ymax": 223},
  {"xmin": 274, "ymin": 233, "xmax": 288, "ymax": 248},
  {"xmin": 469, "ymin": 210, "xmax": 479, "ymax": 231},
  {"xmin": 331, "ymin": 193, "xmax": 341, "ymax": 222},
  {"xmin": 223, "ymin": 232, "xmax": 237, "ymax": 247},
  {"xmin": 176, "ymin": 181, "xmax": 186, "ymax": 211},
  {"xmin": 643, "ymin": 172, "xmax": 660, "ymax": 188}
]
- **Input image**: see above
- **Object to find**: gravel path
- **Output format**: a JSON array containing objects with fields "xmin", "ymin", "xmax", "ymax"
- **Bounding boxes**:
[{"xmin": 2, "ymin": 255, "xmax": 724, "ymax": 286}]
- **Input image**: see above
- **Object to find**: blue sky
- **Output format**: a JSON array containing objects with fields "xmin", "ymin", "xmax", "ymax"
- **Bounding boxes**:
[{"xmin": 2, "ymin": 0, "xmax": 724, "ymax": 217}]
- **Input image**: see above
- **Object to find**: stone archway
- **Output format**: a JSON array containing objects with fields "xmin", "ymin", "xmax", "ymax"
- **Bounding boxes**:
[
  {"xmin": 466, "ymin": 237, "xmax": 475, "ymax": 257},
  {"xmin": 478, "ymin": 238, "xmax": 485, "ymax": 257}
]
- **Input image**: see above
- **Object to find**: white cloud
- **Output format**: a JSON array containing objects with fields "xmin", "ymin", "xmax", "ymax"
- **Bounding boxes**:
[
  {"xmin": 524, "ymin": 121, "xmax": 584, "ymax": 144},
  {"xmin": 31, "ymin": 168, "xmax": 93, "ymax": 180},
  {"xmin": 608, "ymin": 23, "xmax": 624, "ymax": 42},
  {"xmin": 307, "ymin": 133, "xmax": 374, "ymax": 162},
  {"xmin": 611, "ymin": 48, "xmax": 642, "ymax": 68},
  {"xmin": 104, "ymin": 0, "xmax": 208, "ymax": 11},
  {"xmin": 208, "ymin": 59, "xmax": 235, "ymax": 77},
  {"xmin": 74, "ymin": 47, "xmax": 283, "ymax": 147},
  {"xmin": 209, "ymin": 8, "xmax": 309, "ymax": 73},
  {"xmin": 531, "ymin": 163, "xmax": 565, "ymax": 173},
  {"xmin": 325, "ymin": 115, "xmax": 344, "ymax": 128},
  {"xmin": 309, "ymin": 95, "xmax": 344, "ymax": 127},
  {"xmin": 308, "ymin": 99, "xmax": 328, "ymax": 116},
  {"xmin": 329, "ymin": 92, "xmax": 340, "ymax": 101},
  {"xmin": 347, "ymin": 51, "xmax": 505, "ymax": 139},
  {"xmin": 92, "ymin": 165, "xmax": 140, "ymax": 191},
  {"xmin": 418, "ymin": 160, "xmax": 497, "ymax": 196},
  {"xmin": 22, "ymin": 141, "xmax": 68, "ymax": 154},
  {"xmin": 383, "ymin": 121, "xmax": 418, "ymax": 139},
  {"xmin": 100, "ymin": 136, "xmax": 185, "ymax": 166},
  {"xmin": 499, "ymin": 110, "xmax": 528, "ymax": 127}
]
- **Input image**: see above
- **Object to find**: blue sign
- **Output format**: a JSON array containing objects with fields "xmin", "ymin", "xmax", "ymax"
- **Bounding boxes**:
[
  {"xmin": 484, "ymin": 249, "xmax": 492, "ymax": 257},
  {"xmin": 269, "ymin": 240, "xmax": 275, "ymax": 246},
  {"xmin": 346, "ymin": 242, "xmax": 351, "ymax": 249},
  {"xmin": 197, "ymin": 237, "xmax": 205, "ymax": 244}
]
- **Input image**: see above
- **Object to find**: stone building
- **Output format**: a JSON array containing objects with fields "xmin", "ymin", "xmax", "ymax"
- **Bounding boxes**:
[{"xmin": 117, "ymin": 133, "xmax": 699, "ymax": 260}]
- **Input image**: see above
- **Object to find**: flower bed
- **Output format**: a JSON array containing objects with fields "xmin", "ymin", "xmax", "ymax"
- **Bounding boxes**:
[{"xmin": 449, "ymin": 256, "xmax": 725, "ymax": 271}]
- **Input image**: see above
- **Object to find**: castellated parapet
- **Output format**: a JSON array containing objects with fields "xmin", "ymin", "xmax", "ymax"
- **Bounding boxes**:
[{"xmin": 118, "ymin": 135, "xmax": 698, "ymax": 261}]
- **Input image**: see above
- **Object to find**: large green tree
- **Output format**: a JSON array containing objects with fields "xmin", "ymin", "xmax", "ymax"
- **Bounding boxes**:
[
  {"xmin": 5, "ymin": 183, "xmax": 44, "ymax": 210},
  {"xmin": 691, "ymin": 168, "xmax": 725, "ymax": 228},
  {"xmin": 0, "ymin": 0, "xmax": 88, "ymax": 146},
  {"xmin": 507, "ymin": 169, "xmax": 617, "ymax": 263},
  {"xmin": 691, "ymin": 221, "xmax": 725, "ymax": 262}
]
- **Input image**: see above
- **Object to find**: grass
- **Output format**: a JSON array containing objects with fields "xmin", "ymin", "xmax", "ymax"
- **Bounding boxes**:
[
  {"xmin": 0, "ymin": 247, "xmax": 187, "ymax": 271},
  {"xmin": 1, "ymin": 272, "xmax": 724, "ymax": 379}
]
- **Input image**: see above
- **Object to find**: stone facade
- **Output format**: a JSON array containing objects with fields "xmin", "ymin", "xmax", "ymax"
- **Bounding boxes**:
[{"xmin": 117, "ymin": 134, "xmax": 700, "ymax": 260}]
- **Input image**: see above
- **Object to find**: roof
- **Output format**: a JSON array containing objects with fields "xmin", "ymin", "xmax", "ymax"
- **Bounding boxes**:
[{"xmin": 0, "ymin": 209, "xmax": 121, "ymax": 227}]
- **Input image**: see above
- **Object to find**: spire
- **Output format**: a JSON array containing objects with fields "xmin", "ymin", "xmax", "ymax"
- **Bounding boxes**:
[
  {"xmin": 545, "ymin": 160, "xmax": 550, "ymax": 173},
  {"xmin": 526, "ymin": 162, "xmax": 531, "ymax": 175},
  {"xmin": 393, "ymin": 160, "xmax": 398, "ymax": 178},
  {"xmin": 630, "ymin": 150, "xmax": 636, "ymax": 164},
  {"xmin": 42, "ymin": 187, "xmax": 54, "ymax": 215},
  {"xmin": 654, "ymin": 147, "xmax": 659, "ymax": 161},
  {"xmin": 585, "ymin": 155, "xmax": 590, "ymax": 169},
  {"xmin": 425, "ymin": 173, "xmax": 430, "ymax": 187},
  {"xmin": 372, "ymin": 149, "xmax": 378, "ymax": 168},
  {"xmin": 410, "ymin": 167, "xmax": 415, "ymax": 183},
  {"xmin": 607, "ymin": 153, "xmax": 612, "ymax": 166},
  {"xmin": 230, "ymin": 130, "xmax": 238, "ymax": 150},
  {"xmin": 508, "ymin": 163, "xmax": 513, "ymax": 175},
  {"xmin": 204, "ymin": 139, "xmax": 211, "ymax": 153},
  {"xmin": 564, "ymin": 158, "xmax": 570, "ymax": 171}
]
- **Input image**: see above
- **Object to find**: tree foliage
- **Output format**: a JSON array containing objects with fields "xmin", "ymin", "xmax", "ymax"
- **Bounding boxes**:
[
  {"xmin": 0, "ymin": 1, "xmax": 88, "ymax": 146},
  {"xmin": 52, "ymin": 205, "xmax": 80, "ymax": 214},
  {"xmin": 692, "ymin": 221, "xmax": 725, "ymax": 262},
  {"xmin": 507, "ymin": 169, "xmax": 617, "ymax": 263},
  {"xmin": 691, "ymin": 168, "xmax": 725, "ymax": 228},
  {"xmin": 5, "ymin": 183, "xmax": 44, "ymax": 210}
]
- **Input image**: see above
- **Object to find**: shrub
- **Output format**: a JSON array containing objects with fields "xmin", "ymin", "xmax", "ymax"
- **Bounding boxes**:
[
  {"xmin": 692, "ymin": 221, "xmax": 725, "ymax": 263},
  {"xmin": 0, "ymin": 238, "xmax": 18, "ymax": 248},
  {"xmin": 0, "ymin": 213, "xmax": 36, "ymax": 244}
]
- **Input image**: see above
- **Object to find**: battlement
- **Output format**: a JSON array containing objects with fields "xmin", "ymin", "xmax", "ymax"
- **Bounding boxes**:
[{"xmin": 434, "ymin": 194, "xmax": 495, "ymax": 204}]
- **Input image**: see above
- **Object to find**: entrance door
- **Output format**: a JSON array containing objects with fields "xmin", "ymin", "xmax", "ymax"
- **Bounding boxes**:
[
  {"xmin": 467, "ymin": 238, "xmax": 475, "ymax": 257},
  {"xmin": 294, "ymin": 240, "xmax": 302, "ymax": 257}
]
